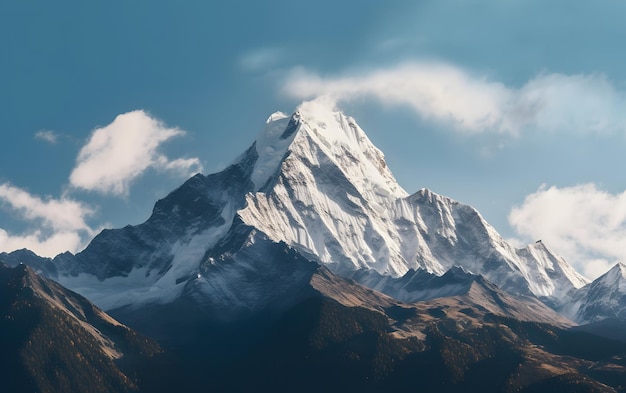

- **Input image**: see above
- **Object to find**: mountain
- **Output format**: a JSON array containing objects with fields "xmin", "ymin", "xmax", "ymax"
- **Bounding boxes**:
[
  {"xmin": 0, "ymin": 262, "xmax": 163, "ymax": 393},
  {"xmin": 3, "ymin": 99, "xmax": 587, "ymax": 315},
  {"xmin": 563, "ymin": 262, "xmax": 626, "ymax": 324}
]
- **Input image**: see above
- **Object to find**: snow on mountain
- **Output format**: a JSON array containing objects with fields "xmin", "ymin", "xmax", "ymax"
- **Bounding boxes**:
[
  {"xmin": 2, "ymin": 99, "xmax": 589, "ymax": 315},
  {"xmin": 563, "ymin": 262, "xmax": 626, "ymax": 323}
]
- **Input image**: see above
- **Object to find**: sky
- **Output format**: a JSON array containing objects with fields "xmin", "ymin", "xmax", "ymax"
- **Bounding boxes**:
[{"xmin": 1, "ymin": 0, "xmax": 625, "ymax": 279}]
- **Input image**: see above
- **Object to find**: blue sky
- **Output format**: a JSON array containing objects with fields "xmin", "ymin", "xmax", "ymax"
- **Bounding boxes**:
[{"xmin": 1, "ymin": 0, "xmax": 625, "ymax": 279}]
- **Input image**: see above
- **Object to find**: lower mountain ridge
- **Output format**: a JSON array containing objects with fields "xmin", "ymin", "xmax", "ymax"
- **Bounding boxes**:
[
  {"xmin": 103, "ymin": 242, "xmax": 626, "ymax": 392},
  {"xmin": 3, "ymin": 227, "xmax": 626, "ymax": 391}
]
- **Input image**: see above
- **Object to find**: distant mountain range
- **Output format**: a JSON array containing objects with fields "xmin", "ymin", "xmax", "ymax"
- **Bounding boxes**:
[{"xmin": 2, "ymin": 101, "xmax": 625, "ymax": 391}]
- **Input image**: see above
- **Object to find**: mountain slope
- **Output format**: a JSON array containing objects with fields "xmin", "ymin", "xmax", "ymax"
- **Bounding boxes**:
[
  {"xmin": 0, "ymin": 263, "xmax": 162, "ymax": 393},
  {"xmin": 214, "ymin": 294, "xmax": 625, "ymax": 393}
]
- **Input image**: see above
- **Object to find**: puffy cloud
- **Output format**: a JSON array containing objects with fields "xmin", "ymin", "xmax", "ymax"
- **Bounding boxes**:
[
  {"xmin": 509, "ymin": 184, "xmax": 626, "ymax": 279},
  {"xmin": 69, "ymin": 110, "xmax": 203, "ymax": 196},
  {"xmin": 283, "ymin": 62, "xmax": 626, "ymax": 135},
  {"xmin": 35, "ymin": 130, "xmax": 59, "ymax": 144},
  {"xmin": 0, "ymin": 183, "xmax": 96, "ymax": 256},
  {"xmin": 1, "ymin": 110, "xmax": 205, "ymax": 256}
]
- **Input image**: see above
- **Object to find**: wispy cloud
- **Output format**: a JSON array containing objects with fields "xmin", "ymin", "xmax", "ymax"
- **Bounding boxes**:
[
  {"xmin": 509, "ymin": 184, "xmax": 626, "ymax": 279},
  {"xmin": 0, "ymin": 183, "xmax": 93, "ymax": 232},
  {"xmin": 69, "ymin": 110, "xmax": 203, "ymax": 196},
  {"xmin": 283, "ymin": 62, "xmax": 626, "ymax": 135},
  {"xmin": 0, "ymin": 183, "xmax": 96, "ymax": 256},
  {"xmin": 35, "ymin": 130, "xmax": 59, "ymax": 144},
  {"xmin": 239, "ymin": 47, "xmax": 284, "ymax": 72},
  {"xmin": 157, "ymin": 156, "xmax": 204, "ymax": 173}
]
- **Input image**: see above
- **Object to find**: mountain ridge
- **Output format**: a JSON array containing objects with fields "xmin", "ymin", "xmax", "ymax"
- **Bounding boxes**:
[{"xmin": 0, "ymin": 100, "xmax": 611, "ymax": 325}]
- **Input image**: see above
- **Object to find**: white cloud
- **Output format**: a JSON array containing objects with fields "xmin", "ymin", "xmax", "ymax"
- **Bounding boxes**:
[
  {"xmin": 509, "ymin": 184, "xmax": 626, "ymax": 279},
  {"xmin": 35, "ymin": 130, "xmax": 59, "ymax": 144},
  {"xmin": 0, "ymin": 183, "xmax": 96, "ymax": 256},
  {"xmin": 0, "ymin": 183, "xmax": 93, "ymax": 232},
  {"xmin": 282, "ymin": 62, "xmax": 626, "ymax": 135},
  {"xmin": 157, "ymin": 156, "xmax": 204, "ymax": 173},
  {"xmin": 69, "ymin": 110, "xmax": 203, "ymax": 196},
  {"xmin": 0, "ymin": 229, "xmax": 83, "ymax": 258}
]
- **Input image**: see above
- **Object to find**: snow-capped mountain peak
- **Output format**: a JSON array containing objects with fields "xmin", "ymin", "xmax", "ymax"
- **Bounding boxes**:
[
  {"xmin": 564, "ymin": 261, "xmax": 626, "ymax": 323},
  {"xmin": 613, "ymin": 261, "xmax": 626, "ymax": 280},
  {"xmin": 586, "ymin": 262, "xmax": 626, "ymax": 290},
  {"xmin": 238, "ymin": 100, "xmax": 413, "ymax": 276},
  {"xmin": 517, "ymin": 239, "xmax": 589, "ymax": 299},
  {"xmin": 249, "ymin": 98, "xmax": 406, "ymax": 199}
]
